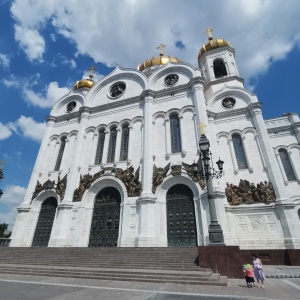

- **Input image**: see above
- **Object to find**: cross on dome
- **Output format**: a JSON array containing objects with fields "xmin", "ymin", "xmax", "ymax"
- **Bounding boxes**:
[
  {"xmin": 204, "ymin": 27, "xmax": 214, "ymax": 40},
  {"xmin": 89, "ymin": 65, "xmax": 96, "ymax": 78},
  {"xmin": 157, "ymin": 43, "xmax": 165, "ymax": 56}
]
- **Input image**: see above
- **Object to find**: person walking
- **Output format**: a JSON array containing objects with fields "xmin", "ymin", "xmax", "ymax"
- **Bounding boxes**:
[{"xmin": 252, "ymin": 254, "xmax": 265, "ymax": 288}]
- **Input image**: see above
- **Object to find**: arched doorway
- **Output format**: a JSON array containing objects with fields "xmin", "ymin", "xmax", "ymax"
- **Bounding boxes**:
[
  {"xmin": 32, "ymin": 197, "xmax": 57, "ymax": 247},
  {"xmin": 89, "ymin": 187, "xmax": 121, "ymax": 247},
  {"xmin": 167, "ymin": 184, "xmax": 197, "ymax": 247}
]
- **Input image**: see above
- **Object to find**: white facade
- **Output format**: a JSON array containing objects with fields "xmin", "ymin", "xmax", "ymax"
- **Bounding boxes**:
[{"xmin": 10, "ymin": 38, "xmax": 300, "ymax": 249}]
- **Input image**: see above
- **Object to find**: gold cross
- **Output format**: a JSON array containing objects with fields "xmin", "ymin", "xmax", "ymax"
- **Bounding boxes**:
[
  {"xmin": 89, "ymin": 65, "xmax": 96, "ymax": 78},
  {"xmin": 204, "ymin": 27, "xmax": 214, "ymax": 39},
  {"xmin": 157, "ymin": 43, "xmax": 165, "ymax": 55},
  {"xmin": 198, "ymin": 122, "xmax": 206, "ymax": 135}
]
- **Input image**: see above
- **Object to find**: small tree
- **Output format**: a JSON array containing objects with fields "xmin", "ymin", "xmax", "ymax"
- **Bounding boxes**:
[{"xmin": 0, "ymin": 223, "xmax": 8, "ymax": 238}]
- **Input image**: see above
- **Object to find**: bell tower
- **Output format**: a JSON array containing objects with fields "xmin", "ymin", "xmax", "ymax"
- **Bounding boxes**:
[{"xmin": 198, "ymin": 28, "xmax": 243, "ymax": 92}]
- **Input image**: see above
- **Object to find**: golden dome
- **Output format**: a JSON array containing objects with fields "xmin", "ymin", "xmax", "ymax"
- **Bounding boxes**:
[
  {"xmin": 198, "ymin": 38, "xmax": 230, "ymax": 59},
  {"xmin": 138, "ymin": 44, "xmax": 182, "ymax": 71},
  {"xmin": 138, "ymin": 55, "xmax": 182, "ymax": 71},
  {"xmin": 73, "ymin": 78, "xmax": 95, "ymax": 90},
  {"xmin": 73, "ymin": 65, "xmax": 96, "ymax": 91}
]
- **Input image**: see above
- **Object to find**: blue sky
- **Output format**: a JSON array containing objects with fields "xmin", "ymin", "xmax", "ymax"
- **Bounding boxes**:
[{"xmin": 0, "ymin": 0, "xmax": 300, "ymax": 229}]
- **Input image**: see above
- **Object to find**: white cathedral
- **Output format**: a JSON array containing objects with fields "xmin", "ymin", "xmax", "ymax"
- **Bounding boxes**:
[{"xmin": 10, "ymin": 31, "xmax": 300, "ymax": 250}]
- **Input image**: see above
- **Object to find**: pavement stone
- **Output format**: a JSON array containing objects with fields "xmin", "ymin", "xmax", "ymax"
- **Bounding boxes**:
[{"xmin": 0, "ymin": 272, "xmax": 299, "ymax": 300}]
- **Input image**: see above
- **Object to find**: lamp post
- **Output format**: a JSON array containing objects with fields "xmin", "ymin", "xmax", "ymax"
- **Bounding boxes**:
[{"xmin": 198, "ymin": 133, "xmax": 225, "ymax": 245}]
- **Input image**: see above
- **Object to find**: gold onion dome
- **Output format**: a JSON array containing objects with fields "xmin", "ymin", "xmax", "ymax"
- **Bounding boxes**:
[
  {"xmin": 73, "ymin": 66, "xmax": 96, "ymax": 90},
  {"xmin": 137, "ymin": 44, "xmax": 182, "ymax": 71},
  {"xmin": 198, "ymin": 28, "xmax": 230, "ymax": 59}
]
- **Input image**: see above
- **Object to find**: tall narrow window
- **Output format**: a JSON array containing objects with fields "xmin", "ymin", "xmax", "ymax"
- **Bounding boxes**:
[
  {"xmin": 213, "ymin": 59, "xmax": 227, "ymax": 78},
  {"xmin": 95, "ymin": 129, "xmax": 106, "ymax": 165},
  {"xmin": 120, "ymin": 125, "xmax": 129, "ymax": 161},
  {"xmin": 54, "ymin": 137, "xmax": 66, "ymax": 171},
  {"xmin": 107, "ymin": 127, "xmax": 117, "ymax": 163},
  {"xmin": 232, "ymin": 134, "xmax": 248, "ymax": 169},
  {"xmin": 278, "ymin": 149, "xmax": 296, "ymax": 181},
  {"xmin": 170, "ymin": 114, "xmax": 182, "ymax": 153}
]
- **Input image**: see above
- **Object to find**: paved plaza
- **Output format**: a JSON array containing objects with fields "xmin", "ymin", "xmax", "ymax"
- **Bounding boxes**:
[{"xmin": 0, "ymin": 272, "xmax": 299, "ymax": 300}]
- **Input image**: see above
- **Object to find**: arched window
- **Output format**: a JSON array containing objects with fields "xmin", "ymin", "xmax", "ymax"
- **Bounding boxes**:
[
  {"xmin": 170, "ymin": 114, "xmax": 182, "ymax": 153},
  {"xmin": 54, "ymin": 137, "xmax": 66, "ymax": 171},
  {"xmin": 95, "ymin": 129, "xmax": 106, "ymax": 165},
  {"xmin": 107, "ymin": 127, "xmax": 117, "ymax": 163},
  {"xmin": 213, "ymin": 59, "xmax": 227, "ymax": 78},
  {"xmin": 120, "ymin": 125, "xmax": 129, "ymax": 161},
  {"xmin": 232, "ymin": 134, "xmax": 248, "ymax": 169},
  {"xmin": 278, "ymin": 149, "xmax": 296, "ymax": 181}
]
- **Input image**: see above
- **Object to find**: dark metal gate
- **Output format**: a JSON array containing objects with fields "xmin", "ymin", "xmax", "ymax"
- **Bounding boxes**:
[
  {"xmin": 167, "ymin": 184, "xmax": 197, "ymax": 247},
  {"xmin": 89, "ymin": 187, "xmax": 121, "ymax": 247},
  {"xmin": 32, "ymin": 197, "xmax": 57, "ymax": 247}
]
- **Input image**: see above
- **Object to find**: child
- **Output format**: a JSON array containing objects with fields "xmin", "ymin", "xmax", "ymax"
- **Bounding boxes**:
[{"xmin": 245, "ymin": 264, "xmax": 255, "ymax": 288}]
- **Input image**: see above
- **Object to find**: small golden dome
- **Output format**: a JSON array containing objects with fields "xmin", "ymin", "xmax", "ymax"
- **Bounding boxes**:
[
  {"xmin": 198, "ymin": 38, "xmax": 230, "ymax": 59},
  {"xmin": 73, "ymin": 65, "xmax": 96, "ymax": 91},
  {"xmin": 138, "ymin": 55, "xmax": 182, "ymax": 71},
  {"xmin": 73, "ymin": 78, "xmax": 95, "ymax": 90},
  {"xmin": 138, "ymin": 44, "xmax": 182, "ymax": 71}
]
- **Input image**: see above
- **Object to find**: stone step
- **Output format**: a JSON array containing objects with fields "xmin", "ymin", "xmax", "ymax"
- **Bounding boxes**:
[{"xmin": 0, "ymin": 265, "xmax": 227, "ymax": 286}]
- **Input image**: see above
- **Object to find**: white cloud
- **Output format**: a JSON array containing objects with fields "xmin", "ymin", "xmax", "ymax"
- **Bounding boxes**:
[
  {"xmin": 23, "ymin": 81, "xmax": 70, "ymax": 108},
  {"xmin": 0, "ymin": 122, "xmax": 13, "ymax": 140},
  {"xmin": 14, "ymin": 25, "xmax": 45, "ymax": 62},
  {"xmin": 0, "ymin": 185, "xmax": 26, "ymax": 230},
  {"xmin": 2, "ymin": 75, "xmax": 21, "ymax": 88},
  {"xmin": 10, "ymin": 0, "xmax": 300, "ymax": 84},
  {"xmin": 12, "ymin": 116, "xmax": 46, "ymax": 142},
  {"xmin": 0, "ymin": 53, "xmax": 10, "ymax": 68}
]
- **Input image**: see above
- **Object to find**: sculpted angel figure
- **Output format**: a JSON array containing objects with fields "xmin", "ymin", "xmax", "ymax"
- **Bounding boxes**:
[{"xmin": 152, "ymin": 163, "xmax": 170, "ymax": 193}]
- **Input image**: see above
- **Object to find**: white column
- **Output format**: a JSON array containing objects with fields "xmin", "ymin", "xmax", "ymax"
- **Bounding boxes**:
[
  {"xmin": 138, "ymin": 91, "xmax": 157, "ymax": 246},
  {"xmin": 20, "ymin": 116, "xmax": 56, "ymax": 205},
  {"xmin": 62, "ymin": 107, "xmax": 90, "ymax": 203},
  {"xmin": 241, "ymin": 136, "xmax": 253, "ymax": 173},
  {"xmin": 89, "ymin": 132, "xmax": 98, "ymax": 166},
  {"xmin": 102, "ymin": 129, "xmax": 110, "ymax": 164},
  {"xmin": 164, "ymin": 116, "xmax": 171, "ymax": 158},
  {"xmin": 228, "ymin": 138, "xmax": 239, "ymax": 174},
  {"xmin": 114, "ymin": 127, "xmax": 122, "ymax": 163},
  {"xmin": 248, "ymin": 103, "xmax": 287, "ymax": 200},
  {"xmin": 141, "ymin": 91, "xmax": 155, "ymax": 196},
  {"xmin": 288, "ymin": 150, "xmax": 300, "ymax": 182},
  {"xmin": 179, "ymin": 115, "xmax": 186, "ymax": 155},
  {"xmin": 254, "ymin": 134, "xmax": 267, "ymax": 170}
]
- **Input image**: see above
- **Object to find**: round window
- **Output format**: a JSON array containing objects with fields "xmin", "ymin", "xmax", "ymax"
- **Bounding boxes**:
[
  {"xmin": 66, "ymin": 101, "xmax": 76, "ymax": 112},
  {"xmin": 164, "ymin": 74, "xmax": 179, "ymax": 86},
  {"xmin": 222, "ymin": 97, "xmax": 236, "ymax": 109},
  {"xmin": 110, "ymin": 82, "xmax": 126, "ymax": 98}
]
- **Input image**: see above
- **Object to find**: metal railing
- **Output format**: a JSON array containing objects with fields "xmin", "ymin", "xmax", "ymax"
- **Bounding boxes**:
[{"xmin": 0, "ymin": 238, "xmax": 11, "ymax": 247}]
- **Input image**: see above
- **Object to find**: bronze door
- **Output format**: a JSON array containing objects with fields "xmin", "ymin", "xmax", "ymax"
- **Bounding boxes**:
[
  {"xmin": 32, "ymin": 197, "xmax": 57, "ymax": 247},
  {"xmin": 167, "ymin": 184, "xmax": 197, "ymax": 247},
  {"xmin": 89, "ymin": 187, "xmax": 121, "ymax": 247}
]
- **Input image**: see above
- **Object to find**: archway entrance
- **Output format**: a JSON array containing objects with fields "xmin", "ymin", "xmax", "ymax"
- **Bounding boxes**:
[
  {"xmin": 167, "ymin": 184, "xmax": 197, "ymax": 247},
  {"xmin": 89, "ymin": 187, "xmax": 121, "ymax": 247},
  {"xmin": 32, "ymin": 197, "xmax": 57, "ymax": 247}
]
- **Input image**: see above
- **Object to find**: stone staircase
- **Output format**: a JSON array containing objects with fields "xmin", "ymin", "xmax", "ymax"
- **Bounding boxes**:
[{"xmin": 0, "ymin": 247, "xmax": 227, "ymax": 285}]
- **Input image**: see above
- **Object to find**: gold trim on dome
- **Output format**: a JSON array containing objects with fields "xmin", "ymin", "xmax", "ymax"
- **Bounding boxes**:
[
  {"xmin": 137, "ymin": 55, "xmax": 182, "ymax": 71},
  {"xmin": 73, "ymin": 79, "xmax": 95, "ymax": 90},
  {"xmin": 198, "ymin": 38, "xmax": 230, "ymax": 59}
]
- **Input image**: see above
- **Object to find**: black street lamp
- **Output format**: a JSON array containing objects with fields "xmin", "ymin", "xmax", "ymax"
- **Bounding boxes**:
[
  {"xmin": 0, "ymin": 160, "xmax": 5, "ymax": 198},
  {"xmin": 198, "ymin": 133, "xmax": 225, "ymax": 245}
]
